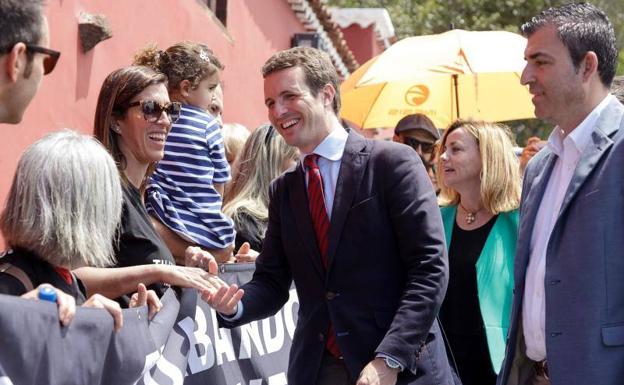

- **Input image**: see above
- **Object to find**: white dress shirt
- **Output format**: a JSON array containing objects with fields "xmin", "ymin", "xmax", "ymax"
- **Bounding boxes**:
[
  {"xmin": 301, "ymin": 125, "xmax": 348, "ymax": 218},
  {"xmin": 522, "ymin": 94, "xmax": 614, "ymax": 361},
  {"xmin": 303, "ymin": 126, "xmax": 403, "ymax": 369}
]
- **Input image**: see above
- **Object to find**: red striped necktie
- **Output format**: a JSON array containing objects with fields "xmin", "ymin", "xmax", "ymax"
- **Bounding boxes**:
[{"xmin": 304, "ymin": 154, "xmax": 341, "ymax": 358}]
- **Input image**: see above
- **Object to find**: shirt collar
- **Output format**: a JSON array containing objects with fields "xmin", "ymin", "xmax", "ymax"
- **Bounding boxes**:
[
  {"xmin": 547, "ymin": 94, "xmax": 614, "ymax": 157},
  {"xmin": 299, "ymin": 123, "xmax": 348, "ymax": 162}
]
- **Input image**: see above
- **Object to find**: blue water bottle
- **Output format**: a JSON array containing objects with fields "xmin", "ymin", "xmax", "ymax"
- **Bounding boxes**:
[{"xmin": 38, "ymin": 286, "xmax": 57, "ymax": 302}]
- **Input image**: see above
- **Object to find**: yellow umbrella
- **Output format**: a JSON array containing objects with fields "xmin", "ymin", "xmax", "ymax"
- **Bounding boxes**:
[{"xmin": 340, "ymin": 29, "xmax": 535, "ymax": 129}]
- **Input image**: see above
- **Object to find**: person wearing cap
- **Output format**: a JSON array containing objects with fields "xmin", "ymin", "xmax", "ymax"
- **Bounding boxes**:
[{"xmin": 393, "ymin": 114, "xmax": 440, "ymax": 190}]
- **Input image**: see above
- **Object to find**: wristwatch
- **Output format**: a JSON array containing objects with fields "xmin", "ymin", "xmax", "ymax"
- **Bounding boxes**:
[{"xmin": 383, "ymin": 356, "xmax": 402, "ymax": 371}]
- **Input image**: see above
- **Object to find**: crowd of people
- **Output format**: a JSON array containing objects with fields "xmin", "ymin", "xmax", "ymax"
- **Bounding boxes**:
[{"xmin": 0, "ymin": 1, "xmax": 623, "ymax": 385}]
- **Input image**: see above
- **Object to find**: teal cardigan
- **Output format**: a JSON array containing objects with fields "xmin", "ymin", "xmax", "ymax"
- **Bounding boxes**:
[{"xmin": 440, "ymin": 205, "xmax": 518, "ymax": 374}]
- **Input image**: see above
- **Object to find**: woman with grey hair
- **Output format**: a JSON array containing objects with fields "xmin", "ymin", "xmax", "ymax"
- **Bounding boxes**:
[{"xmin": 0, "ymin": 130, "xmax": 158, "ymax": 329}]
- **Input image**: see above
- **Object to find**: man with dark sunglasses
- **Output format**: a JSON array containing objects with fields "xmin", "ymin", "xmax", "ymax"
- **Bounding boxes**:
[
  {"xmin": 0, "ymin": 0, "xmax": 60, "ymax": 124},
  {"xmin": 393, "ymin": 113, "xmax": 440, "ymax": 191}
]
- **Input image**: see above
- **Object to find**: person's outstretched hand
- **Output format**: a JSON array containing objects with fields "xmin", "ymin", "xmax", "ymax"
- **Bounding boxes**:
[{"xmin": 202, "ymin": 283, "xmax": 244, "ymax": 316}]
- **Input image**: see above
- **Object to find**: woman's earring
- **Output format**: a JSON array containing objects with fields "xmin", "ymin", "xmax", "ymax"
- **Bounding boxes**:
[{"xmin": 112, "ymin": 123, "xmax": 121, "ymax": 134}]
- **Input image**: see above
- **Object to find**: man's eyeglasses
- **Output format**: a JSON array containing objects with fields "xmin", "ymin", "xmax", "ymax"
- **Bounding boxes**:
[
  {"xmin": 404, "ymin": 137, "xmax": 436, "ymax": 154},
  {"xmin": 26, "ymin": 45, "xmax": 61, "ymax": 75},
  {"xmin": 126, "ymin": 100, "xmax": 182, "ymax": 123}
]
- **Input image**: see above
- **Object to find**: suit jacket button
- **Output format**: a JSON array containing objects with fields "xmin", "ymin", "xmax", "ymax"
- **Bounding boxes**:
[
  {"xmin": 326, "ymin": 291, "xmax": 336, "ymax": 300},
  {"xmin": 318, "ymin": 333, "xmax": 325, "ymax": 341}
]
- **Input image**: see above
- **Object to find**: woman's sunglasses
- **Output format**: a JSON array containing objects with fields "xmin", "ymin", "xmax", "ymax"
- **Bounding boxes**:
[
  {"xmin": 126, "ymin": 100, "xmax": 182, "ymax": 123},
  {"xmin": 25, "ymin": 45, "xmax": 61, "ymax": 75}
]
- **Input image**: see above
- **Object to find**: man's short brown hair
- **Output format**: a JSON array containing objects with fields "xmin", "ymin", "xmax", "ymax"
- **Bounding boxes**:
[{"xmin": 262, "ymin": 47, "xmax": 341, "ymax": 114}]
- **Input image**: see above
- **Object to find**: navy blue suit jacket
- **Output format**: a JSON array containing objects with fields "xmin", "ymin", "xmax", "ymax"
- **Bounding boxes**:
[
  {"xmin": 498, "ymin": 98, "xmax": 624, "ymax": 385},
  {"xmin": 220, "ymin": 130, "xmax": 454, "ymax": 384}
]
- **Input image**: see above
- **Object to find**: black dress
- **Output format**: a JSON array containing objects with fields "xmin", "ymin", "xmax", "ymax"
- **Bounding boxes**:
[
  {"xmin": 0, "ymin": 248, "xmax": 87, "ymax": 303},
  {"xmin": 115, "ymin": 183, "xmax": 176, "ymax": 299},
  {"xmin": 439, "ymin": 215, "xmax": 498, "ymax": 385}
]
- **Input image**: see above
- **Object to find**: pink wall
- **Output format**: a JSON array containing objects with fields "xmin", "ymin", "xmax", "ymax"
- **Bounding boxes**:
[
  {"xmin": 0, "ymin": 0, "xmax": 307, "ymax": 245},
  {"xmin": 340, "ymin": 24, "xmax": 384, "ymax": 65}
]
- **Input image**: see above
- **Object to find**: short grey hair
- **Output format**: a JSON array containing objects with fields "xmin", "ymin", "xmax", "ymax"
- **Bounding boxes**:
[{"xmin": 1, "ymin": 130, "xmax": 123, "ymax": 268}]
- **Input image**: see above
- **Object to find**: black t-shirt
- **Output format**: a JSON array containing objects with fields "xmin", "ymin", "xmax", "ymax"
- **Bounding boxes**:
[
  {"xmin": 233, "ymin": 210, "xmax": 266, "ymax": 252},
  {"xmin": 115, "ymin": 183, "xmax": 175, "ymax": 298},
  {"xmin": 439, "ymin": 214, "xmax": 499, "ymax": 385},
  {"xmin": 440, "ymin": 214, "xmax": 498, "ymax": 334},
  {"xmin": 0, "ymin": 248, "xmax": 87, "ymax": 304}
]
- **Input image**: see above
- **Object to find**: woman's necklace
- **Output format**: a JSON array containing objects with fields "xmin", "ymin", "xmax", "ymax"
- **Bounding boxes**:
[{"xmin": 459, "ymin": 201, "xmax": 479, "ymax": 225}]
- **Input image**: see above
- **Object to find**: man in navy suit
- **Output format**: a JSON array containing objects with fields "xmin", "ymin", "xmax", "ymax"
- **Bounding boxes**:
[
  {"xmin": 498, "ymin": 3, "xmax": 624, "ymax": 385},
  {"xmin": 209, "ymin": 47, "xmax": 454, "ymax": 385}
]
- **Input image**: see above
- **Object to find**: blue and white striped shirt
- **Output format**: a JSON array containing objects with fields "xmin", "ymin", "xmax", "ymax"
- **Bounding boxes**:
[{"xmin": 146, "ymin": 104, "xmax": 235, "ymax": 249}]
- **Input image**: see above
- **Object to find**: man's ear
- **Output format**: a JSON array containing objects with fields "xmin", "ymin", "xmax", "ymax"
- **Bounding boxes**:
[
  {"xmin": 321, "ymin": 83, "xmax": 336, "ymax": 109},
  {"xmin": 5, "ymin": 43, "xmax": 28, "ymax": 82},
  {"xmin": 581, "ymin": 51, "xmax": 599, "ymax": 82}
]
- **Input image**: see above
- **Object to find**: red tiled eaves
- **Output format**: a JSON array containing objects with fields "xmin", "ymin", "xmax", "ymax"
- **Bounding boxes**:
[{"xmin": 287, "ymin": 0, "xmax": 359, "ymax": 76}]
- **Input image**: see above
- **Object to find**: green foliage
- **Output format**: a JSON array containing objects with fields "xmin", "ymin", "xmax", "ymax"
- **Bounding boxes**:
[
  {"xmin": 511, "ymin": 119, "xmax": 553, "ymax": 147},
  {"xmin": 329, "ymin": 0, "xmax": 623, "ymax": 45}
]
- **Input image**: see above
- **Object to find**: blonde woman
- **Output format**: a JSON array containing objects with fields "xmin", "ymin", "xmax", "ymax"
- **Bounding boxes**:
[
  {"xmin": 223, "ymin": 124, "xmax": 298, "ymax": 256},
  {"xmin": 436, "ymin": 120, "xmax": 521, "ymax": 385},
  {"xmin": 221, "ymin": 122, "xmax": 250, "ymax": 178}
]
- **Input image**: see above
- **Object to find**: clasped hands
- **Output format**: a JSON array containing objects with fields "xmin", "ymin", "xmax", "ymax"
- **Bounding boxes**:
[{"xmin": 23, "ymin": 243, "xmax": 251, "ymax": 333}]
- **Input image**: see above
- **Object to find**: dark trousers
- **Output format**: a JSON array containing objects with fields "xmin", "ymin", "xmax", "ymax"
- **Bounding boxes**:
[{"xmin": 316, "ymin": 351, "xmax": 352, "ymax": 385}]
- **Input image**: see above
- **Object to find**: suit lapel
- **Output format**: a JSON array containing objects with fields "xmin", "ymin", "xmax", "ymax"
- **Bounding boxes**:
[
  {"xmin": 288, "ymin": 163, "xmax": 325, "ymax": 279},
  {"xmin": 557, "ymin": 100, "xmax": 621, "ymax": 219},
  {"xmin": 516, "ymin": 152, "xmax": 557, "ymax": 273},
  {"xmin": 326, "ymin": 132, "xmax": 369, "ymax": 270}
]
